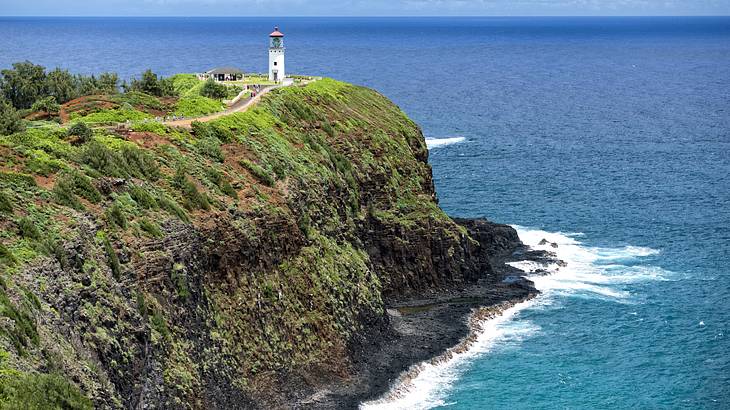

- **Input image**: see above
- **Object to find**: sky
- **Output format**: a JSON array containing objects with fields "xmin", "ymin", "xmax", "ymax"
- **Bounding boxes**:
[{"xmin": 1, "ymin": 0, "xmax": 729, "ymax": 16}]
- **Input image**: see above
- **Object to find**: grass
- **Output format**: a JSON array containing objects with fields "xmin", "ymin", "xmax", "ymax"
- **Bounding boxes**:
[
  {"xmin": 174, "ymin": 96, "xmax": 224, "ymax": 117},
  {"xmin": 0, "ymin": 370, "xmax": 92, "ymax": 410},
  {"xmin": 70, "ymin": 108, "xmax": 151, "ymax": 125},
  {"xmin": 170, "ymin": 73, "xmax": 204, "ymax": 97},
  {"xmin": 112, "ymin": 91, "xmax": 164, "ymax": 111}
]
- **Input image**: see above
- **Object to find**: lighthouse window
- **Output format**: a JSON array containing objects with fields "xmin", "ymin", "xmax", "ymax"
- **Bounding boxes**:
[{"xmin": 274, "ymin": 62, "xmax": 278, "ymax": 66}]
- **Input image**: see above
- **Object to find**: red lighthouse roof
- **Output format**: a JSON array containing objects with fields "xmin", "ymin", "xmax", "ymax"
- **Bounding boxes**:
[{"xmin": 270, "ymin": 26, "xmax": 284, "ymax": 37}]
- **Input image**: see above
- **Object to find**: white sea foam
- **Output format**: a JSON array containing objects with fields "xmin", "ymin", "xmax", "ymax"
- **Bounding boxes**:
[
  {"xmin": 361, "ymin": 226, "xmax": 665, "ymax": 410},
  {"xmin": 360, "ymin": 301, "xmax": 539, "ymax": 410},
  {"xmin": 425, "ymin": 137, "xmax": 465, "ymax": 149}
]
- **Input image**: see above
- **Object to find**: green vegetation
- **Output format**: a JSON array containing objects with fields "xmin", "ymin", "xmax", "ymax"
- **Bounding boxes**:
[
  {"xmin": 30, "ymin": 96, "xmax": 60, "ymax": 114},
  {"xmin": 0, "ymin": 71, "xmax": 468, "ymax": 408},
  {"xmin": 139, "ymin": 219, "xmax": 163, "ymax": 238},
  {"xmin": 0, "ymin": 191, "xmax": 12, "ymax": 213},
  {"xmin": 112, "ymin": 91, "xmax": 164, "ymax": 111},
  {"xmin": 100, "ymin": 233, "xmax": 121, "ymax": 279},
  {"xmin": 70, "ymin": 107, "xmax": 150, "ymax": 125},
  {"xmin": 80, "ymin": 139, "xmax": 160, "ymax": 180},
  {"xmin": 172, "ymin": 167, "xmax": 210, "ymax": 211},
  {"xmin": 174, "ymin": 96, "xmax": 224, "ymax": 117},
  {"xmin": 239, "ymin": 159, "xmax": 275, "ymax": 187},
  {"xmin": 170, "ymin": 74, "xmax": 203, "ymax": 97},
  {"xmin": 66, "ymin": 122, "xmax": 92, "ymax": 144},
  {"xmin": 200, "ymin": 78, "xmax": 228, "ymax": 100},
  {"xmin": 0, "ymin": 61, "xmax": 118, "ymax": 110},
  {"xmin": 125, "ymin": 69, "xmax": 176, "ymax": 98},
  {"xmin": 0, "ymin": 277, "xmax": 39, "ymax": 355},
  {"xmin": 0, "ymin": 97, "xmax": 24, "ymax": 136},
  {"xmin": 0, "ymin": 350, "xmax": 92, "ymax": 410}
]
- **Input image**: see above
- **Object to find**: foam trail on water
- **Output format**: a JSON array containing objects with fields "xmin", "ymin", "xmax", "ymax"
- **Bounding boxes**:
[
  {"xmin": 425, "ymin": 137, "xmax": 465, "ymax": 149},
  {"xmin": 360, "ymin": 226, "xmax": 665, "ymax": 410}
]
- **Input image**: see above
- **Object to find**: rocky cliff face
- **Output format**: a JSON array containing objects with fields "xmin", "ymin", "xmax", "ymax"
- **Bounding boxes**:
[{"xmin": 0, "ymin": 79, "xmax": 521, "ymax": 408}]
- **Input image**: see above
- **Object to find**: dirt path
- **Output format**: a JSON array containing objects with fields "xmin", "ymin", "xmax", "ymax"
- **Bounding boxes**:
[{"xmin": 163, "ymin": 85, "xmax": 281, "ymax": 128}]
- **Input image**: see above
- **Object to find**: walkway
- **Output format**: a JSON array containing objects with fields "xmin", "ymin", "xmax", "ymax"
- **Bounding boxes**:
[{"xmin": 163, "ymin": 85, "xmax": 281, "ymax": 128}]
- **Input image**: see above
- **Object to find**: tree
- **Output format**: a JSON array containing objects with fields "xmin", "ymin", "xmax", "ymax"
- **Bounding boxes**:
[
  {"xmin": 138, "ymin": 69, "xmax": 162, "ymax": 96},
  {"xmin": 30, "ymin": 96, "xmax": 60, "ymax": 114},
  {"xmin": 45, "ymin": 68, "xmax": 76, "ymax": 104},
  {"xmin": 200, "ymin": 78, "xmax": 227, "ymax": 100},
  {"xmin": 98, "ymin": 72, "xmax": 119, "ymax": 94},
  {"xmin": 74, "ymin": 74, "xmax": 100, "ymax": 97},
  {"xmin": 0, "ymin": 97, "xmax": 25, "ymax": 136},
  {"xmin": 67, "ymin": 122, "xmax": 93, "ymax": 144},
  {"xmin": 0, "ymin": 61, "xmax": 47, "ymax": 109},
  {"xmin": 127, "ymin": 70, "xmax": 177, "ymax": 97}
]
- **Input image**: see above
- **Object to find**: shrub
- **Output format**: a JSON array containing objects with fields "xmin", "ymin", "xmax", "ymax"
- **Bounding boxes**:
[
  {"xmin": 0, "ymin": 372, "xmax": 93, "ymax": 410},
  {"xmin": 0, "ymin": 190, "xmax": 13, "ymax": 213},
  {"xmin": 130, "ymin": 121, "xmax": 167, "ymax": 135},
  {"xmin": 0, "ymin": 372, "xmax": 92, "ymax": 410},
  {"xmin": 240, "ymin": 159, "xmax": 274, "ymax": 187},
  {"xmin": 174, "ymin": 96, "xmax": 224, "ymax": 117},
  {"xmin": 64, "ymin": 170, "xmax": 101, "ymax": 203},
  {"xmin": 17, "ymin": 217, "xmax": 41, "ymax": 240},
  {"xmin": 0, "ymin": 98, "xmax": 25, "ymax": 136},
  {"xmin": 52, "ymin": 177, "xmax": 83, "ymax": 210},
  {"xmin": 30, "ymin": 96, "xmax": 60, "ymax": 114},
  {"xmin": 52, "ymin": 170, "xmax": 100, "ymax": 208},
  {"xmin": 190, "ymin": 121, "xmax": 212, "ymax": 138},
  {"xmin": 212, "ymin": 124, "xmax": 234, "ymax": 143},
  {"xmin": 0, "ymin": 280, "xmax": 39, "ymax": 354},
  {"xmin": 0, "ymin": 243, "xmax": 16, "ymax": 266},
  {"xmin": 128, "ymin": 185, "xmax": 158, "ymax": 209},
  {"xmin": 139, "ymin": 219, "xmax": 163, "ymax": 238},
  {"xmin": 107, "ymin": 201, "xmax": 127, "ymax": 229},
  {"xmin": 73, "ymin": 108, "xmax": 150, "ymax": 125},
  {"xmin": 170, "ymin": 264, "xmax": 189, "ymax": 299},
  {"xmin": 159, "ymin": 196, "xmax": 189, "ymax": 222},
  {"xmin": 114, "ymin": 91, "xmax": 163, "ymax": 110},
  {"xmin": 80, "ymin": 140, "xmax": 159, "ymax": 180},
  {"xmin": 173, "ymin": 167, "xmax": 210, "ymax": 211},
  {"xmin": 200, "ymin": 78, "xmax": 227, "ymax": 100},
  {"xmin": 25, "ymin": 149, "xmax": 65, "ymax": 176},
  {"xmin": 67, "ymin": 122, "xmax": 93, "ymax": 144},
  {"xmin": 197, "ymin": 137, "xmax": 224, "ymax": 162},
  {"xmin": 150, "ymin": 309, "xmax": 170, "ymax": 339},
  {"xmin": 206, "ymin": 168, "xmax": 237, "ymax": 199},
  {"xmin": 42, "ymin": 237, "xmax": 68, "ymax": 269},
  {"xmin": 102, "ymin": 234, "xmax": 121, "ymax": 279}
]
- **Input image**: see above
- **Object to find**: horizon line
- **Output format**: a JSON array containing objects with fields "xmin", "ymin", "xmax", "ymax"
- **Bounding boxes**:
[{"xmin": 1, "ymin": 14, "xmax": 729, "ymax": 18}]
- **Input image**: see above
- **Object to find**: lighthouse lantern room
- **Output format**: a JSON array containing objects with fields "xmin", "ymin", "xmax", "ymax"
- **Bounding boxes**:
[{"xmin": 268, "ymin": 26, "xmax": 285, "ymax": 83}]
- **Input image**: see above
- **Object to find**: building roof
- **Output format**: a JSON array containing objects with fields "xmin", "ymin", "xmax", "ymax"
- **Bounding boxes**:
[
  {"xmin": 270, "ymin": 26, "xmax": 284, "ymax": 37},
  {"xmin": 206, "ymin": 67, "xmax": 244, "ymax": 75}
]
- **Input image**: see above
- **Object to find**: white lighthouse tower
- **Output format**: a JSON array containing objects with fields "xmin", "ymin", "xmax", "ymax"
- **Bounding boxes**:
[{"xmin": 268, "ymin": 26, "xmax": 285, "ymax": 83}]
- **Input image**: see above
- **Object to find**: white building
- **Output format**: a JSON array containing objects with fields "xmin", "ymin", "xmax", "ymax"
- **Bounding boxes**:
[{"xmin": 268, "ymin": 26, "xmax": 285, "ymax": 83}]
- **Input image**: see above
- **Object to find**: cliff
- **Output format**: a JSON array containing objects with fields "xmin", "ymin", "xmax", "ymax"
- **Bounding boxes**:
[{"xmin": 0, "ymin": 79, "xmax": 525, "ymax": 408}]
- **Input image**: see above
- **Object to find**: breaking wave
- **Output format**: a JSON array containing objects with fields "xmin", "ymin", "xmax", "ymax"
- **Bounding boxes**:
[
  {"xmin": 425, "ymin": 137, "xmax": 465, "ymax": 149},
  {"xmin": 360, "ymin": 226, "xmax": 667, "ymax": 410}
]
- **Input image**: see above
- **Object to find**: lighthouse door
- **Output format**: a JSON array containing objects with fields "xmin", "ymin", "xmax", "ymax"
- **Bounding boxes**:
[{"xmin": 273, "ymin": 71, "xmax": 278, "ymax": 83}]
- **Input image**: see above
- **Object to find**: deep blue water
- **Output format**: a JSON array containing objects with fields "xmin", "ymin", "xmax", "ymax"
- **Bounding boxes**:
[{"xmin": 1, "ymin": 16, "xmax": 729, "ymax": 409}]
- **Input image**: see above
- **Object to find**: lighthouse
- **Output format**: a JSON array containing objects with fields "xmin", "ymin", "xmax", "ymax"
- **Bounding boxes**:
[{"xmin": 268, "ymin": 26, "xmax": 285, "ymax": 83}]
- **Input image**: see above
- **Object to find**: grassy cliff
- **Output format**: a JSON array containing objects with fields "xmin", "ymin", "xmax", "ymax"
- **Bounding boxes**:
[{"xmin": 0, "ymin": 79, "xmax": 496, "ymax": 408}]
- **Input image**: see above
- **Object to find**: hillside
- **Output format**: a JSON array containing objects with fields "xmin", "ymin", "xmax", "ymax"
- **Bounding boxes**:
[{"xmin": 0, "ymin": 78, "xmax": 530, "ymax": 408}]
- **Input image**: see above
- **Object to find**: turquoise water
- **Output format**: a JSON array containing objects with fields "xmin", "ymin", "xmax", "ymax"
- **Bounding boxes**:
[{"xmin": 1, "ymin": 16, "xmax": 728, "ymax": 409}]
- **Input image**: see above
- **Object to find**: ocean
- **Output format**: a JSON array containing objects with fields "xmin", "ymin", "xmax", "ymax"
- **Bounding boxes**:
[{"xmin": 1, "ymin": 16, "xmax": 728, "ymax": 409}]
